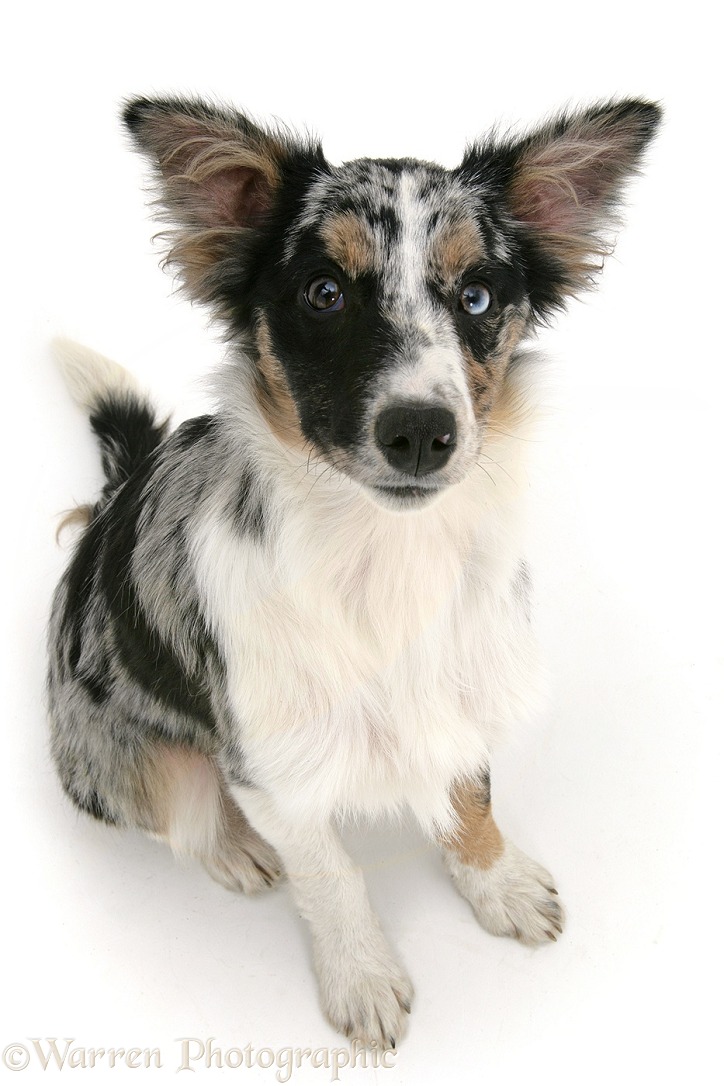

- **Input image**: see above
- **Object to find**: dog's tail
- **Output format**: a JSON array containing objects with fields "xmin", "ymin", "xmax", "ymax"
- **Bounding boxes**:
[{"xmin": 53, "ymin": 338, "xmax": 168, "ymax": 506}]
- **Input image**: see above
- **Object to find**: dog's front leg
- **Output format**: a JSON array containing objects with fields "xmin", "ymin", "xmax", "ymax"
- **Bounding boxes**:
[
  {"xmin": 232, "ymin": 785, "xmax": 413, "ymax": 1048},
  {"xmin": 440, "ymin": 771, "xmax": 564, "ymax": 945}
]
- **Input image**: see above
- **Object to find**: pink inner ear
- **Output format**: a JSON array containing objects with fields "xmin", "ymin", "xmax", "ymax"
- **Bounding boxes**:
[
  {"xmin": 513, "ymin": 138, "xmax": 623, "ymax": 234},
  {"xmin": 202, "ymin": 166, "xmax": 271, "ymax": 229}
]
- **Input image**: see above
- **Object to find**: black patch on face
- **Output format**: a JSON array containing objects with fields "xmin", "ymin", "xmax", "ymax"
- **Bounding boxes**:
[
  {"xmin": 214, "ymin": 164, "xmax": 426, "ymax": 458},
  {"xmin": 258, "ymin": 256, "xmax": 403, "ymax": 456}
]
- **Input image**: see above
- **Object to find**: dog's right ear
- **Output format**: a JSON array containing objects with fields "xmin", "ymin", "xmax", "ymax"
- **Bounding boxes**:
[{"xmin": 123, "ymin": 97, "xmax": 325, "ymax": 311}]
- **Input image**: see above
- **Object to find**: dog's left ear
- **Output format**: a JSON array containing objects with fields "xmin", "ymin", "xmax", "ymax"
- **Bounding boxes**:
[
  {"xmin": 459, "ymin": 99, "xmax": 662, "ymax": 319},
  {"xmin": 122, "ymin": 96, "xmax": 326, "ymax": 312}
]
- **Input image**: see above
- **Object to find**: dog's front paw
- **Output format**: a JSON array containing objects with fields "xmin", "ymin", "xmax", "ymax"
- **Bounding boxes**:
[
  {"xmin": 315, "ymin": 943, "xmax": 413, "ymax": 1049},
  {"xmin": 446, "ymin": 840, "xmax": 564, "ymax": 946}
]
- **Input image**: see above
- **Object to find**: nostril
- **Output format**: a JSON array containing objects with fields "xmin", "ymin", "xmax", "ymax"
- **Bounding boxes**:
[
  {"xmin": 388, "ymin": 435, "xmax": 411, "ymax": 451},
  {"xmin": 432, "ymin": 432, "xmax": 454, "ymax": 450}
]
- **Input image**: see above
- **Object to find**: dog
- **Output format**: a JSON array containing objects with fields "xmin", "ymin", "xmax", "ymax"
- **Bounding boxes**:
[{"xmin": 47, "ymin": 95, "xmax": 660, "ymax": 1047}]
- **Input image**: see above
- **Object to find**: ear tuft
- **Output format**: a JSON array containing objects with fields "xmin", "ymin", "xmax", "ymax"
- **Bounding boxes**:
[{"xmin": 122, "ymin": 96, "xmax": 155, "ymax": 135}]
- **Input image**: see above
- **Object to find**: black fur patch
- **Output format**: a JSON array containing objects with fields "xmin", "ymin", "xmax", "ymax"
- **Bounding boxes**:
[
  {"xmin": 234, "ymin": 470, "xmax": 265, "ymax": 540},
  {"xmin": 59, "ymin": 417, "xmax": 220, "ymax": 729},
  {"xmin": 261, "ymin": 272, "xmax": 404, "ymax": 456},
  {"xmin": 100, "ymin": 456, "xmax": 215, "ymax": 727},
  {"xmin": 76, "ymin": 658, "xmax": 113, "ymax": 705},
  {"xmin": 173, "ymin": 414, "xmax": 216, "ymax": 450},
  {"xmin": 60, "ymin": 510, "xmax": 105, "ymax": 683},
  {"xmin": 90, "ymin": 393, "xmax": 168, "ymax": 501},
  {"xmin": 68, "ymin": 785, "xmax": 118, "ymax": 825}
]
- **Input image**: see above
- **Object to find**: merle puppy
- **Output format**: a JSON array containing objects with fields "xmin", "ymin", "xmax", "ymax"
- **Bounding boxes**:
[{"xmin": 48, "ymin": 96, "xmax": 660, "ymax": 1047}]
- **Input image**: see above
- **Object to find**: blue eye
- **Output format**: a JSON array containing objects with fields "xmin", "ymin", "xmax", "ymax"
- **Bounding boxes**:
[
  {"xmin": 460, "ymin": 283, "xmax": 492, "ymax": 316},
  {"xmin": 304, "ymin": 276, "xmax": 345, "ymax": 313}
]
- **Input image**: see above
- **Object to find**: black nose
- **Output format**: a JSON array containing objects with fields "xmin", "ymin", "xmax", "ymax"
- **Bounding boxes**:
[{"xmin": 375, "ymin": 404, "xmax": 457, "ymax": 476}]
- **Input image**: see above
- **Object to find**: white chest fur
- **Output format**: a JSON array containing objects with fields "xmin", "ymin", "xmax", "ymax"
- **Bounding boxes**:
[{"xmin": 193, "ymin": 445, "xmax": 544, "ymax": 834}]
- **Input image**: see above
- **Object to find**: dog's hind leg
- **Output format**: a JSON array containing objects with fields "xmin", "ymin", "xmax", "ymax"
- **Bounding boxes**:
[{"xmin": 142, "ymin": 746, "xmax": 283, "ymax": 893}]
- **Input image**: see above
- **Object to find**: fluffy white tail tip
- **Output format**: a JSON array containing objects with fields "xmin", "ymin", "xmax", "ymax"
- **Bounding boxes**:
[{"xmin": 52, "ymin": 337, "xmax": 140, "ymax": 413}]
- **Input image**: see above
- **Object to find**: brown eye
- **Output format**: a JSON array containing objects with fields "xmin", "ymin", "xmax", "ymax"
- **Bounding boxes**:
[
  {"xmin": 460, "ymin": 282, "xmax": 492, "ymax": 316},
  {"xmin": 304, "ymin": 276, "xmax": 345, "ymax": 313}
]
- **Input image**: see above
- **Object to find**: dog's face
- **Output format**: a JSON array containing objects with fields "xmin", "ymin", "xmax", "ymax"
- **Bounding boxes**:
[
  {"xmin": 246, "ymin": 157, "xmax": 531, "ymax": 509},
  {"xmin": 125, "ymin": 98, "xmax": 659, "ymax": 510}
]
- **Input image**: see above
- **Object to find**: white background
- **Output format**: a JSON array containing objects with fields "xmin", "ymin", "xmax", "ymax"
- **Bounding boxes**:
[{"xmin": 2, "ymin": 2, "xmax": 722, "ymax": 1084}]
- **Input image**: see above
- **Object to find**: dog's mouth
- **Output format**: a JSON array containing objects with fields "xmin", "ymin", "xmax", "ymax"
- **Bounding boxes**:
[
  {"xmin": 368, "ymin": 482, "xmax": 443, "ymax": 511},
  {"xmin": 308, "ymin": 442, "xmax": 458, "ymax": 512}
]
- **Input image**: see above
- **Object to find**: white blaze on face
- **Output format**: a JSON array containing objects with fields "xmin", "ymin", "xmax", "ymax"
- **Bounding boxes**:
[{"xmin": 374, "ymin": 171, "xmax": 477, "ymax": 441}]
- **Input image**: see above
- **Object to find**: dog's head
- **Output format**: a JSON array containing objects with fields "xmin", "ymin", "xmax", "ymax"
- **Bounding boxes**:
[{"xmin": 125, "ymin": 96, "xmax": 660, "ymax": 510}]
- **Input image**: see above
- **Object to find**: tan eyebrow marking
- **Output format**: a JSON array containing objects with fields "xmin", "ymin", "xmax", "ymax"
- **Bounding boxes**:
[
  {"xmin": 319, "ymin": 211, "xmax": 378, "ymax": 278},
  {"xmin": 431, "ymin": 218, "xmax": 486, "ymax": 283}
]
